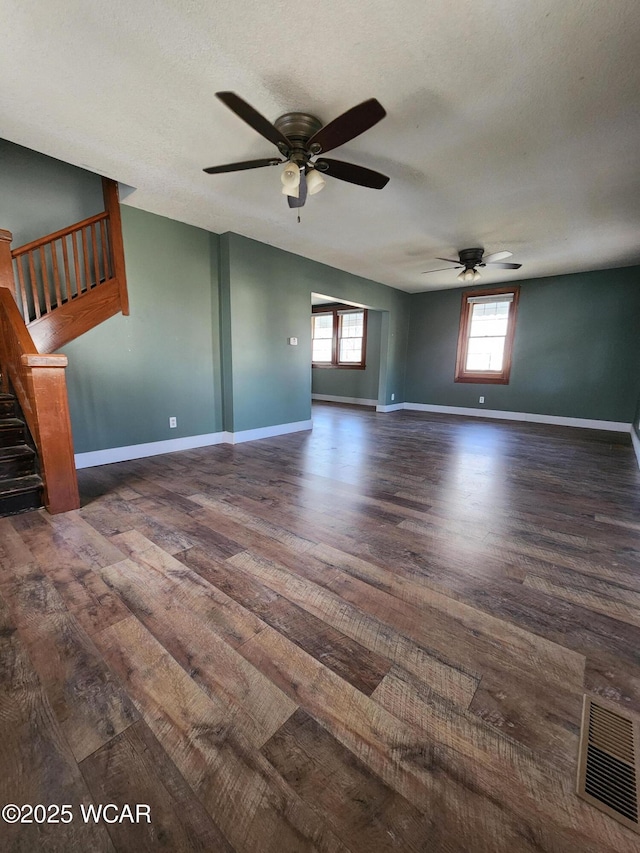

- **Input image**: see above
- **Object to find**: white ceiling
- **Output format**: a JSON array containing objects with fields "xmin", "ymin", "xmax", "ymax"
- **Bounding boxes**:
[{"xmin": 2, "ymin": 0, "xmax": 640, "ymax": 293}]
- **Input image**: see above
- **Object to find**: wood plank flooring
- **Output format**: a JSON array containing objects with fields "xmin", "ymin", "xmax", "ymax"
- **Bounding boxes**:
[{"xmin": 1, "ymin": 403, "xmax": 640, "ymax": 851}]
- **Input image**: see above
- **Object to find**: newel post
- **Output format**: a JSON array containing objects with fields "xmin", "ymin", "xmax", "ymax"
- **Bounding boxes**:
[
  {"xmin": 0, "ymin": 229, "xmax": 15, "ymax": 294},
  {"xmin": 0, "ymin": 231, "xmax": 14, "ymax": 392},
  {"xmin": 102, "ymin": 178, "xmax": 129, "ymax": 315},
  {"xmin": 22, "ymin": 353, "xmax": 81, "ymax": 514}
]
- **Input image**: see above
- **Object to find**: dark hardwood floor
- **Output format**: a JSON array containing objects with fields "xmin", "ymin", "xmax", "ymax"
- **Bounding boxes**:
[{"xmin": 1, "ymin": 402, "xmax": 639, "ymax": 852}]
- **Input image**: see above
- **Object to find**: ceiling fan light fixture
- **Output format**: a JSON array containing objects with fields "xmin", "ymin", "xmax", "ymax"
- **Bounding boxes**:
[
  {"xmin": 306, "ymin": 167, "xmax": 326, "ymax": 195},
  {"xmin": 423, "ymin": 247, "xmax": 521, "ymax": 279},
  {"xmin": 206, "ymin": 93, "xmax": 390, "ymax": 211},
  {"xmin": 281, "ymin": 161, "xmax": 300, "ymax": 190}
]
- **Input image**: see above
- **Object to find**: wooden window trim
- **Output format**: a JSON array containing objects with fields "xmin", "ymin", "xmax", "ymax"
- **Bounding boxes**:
[
  {"xmin": 454, "ymin": 285, "xmax": 519, "ymax": 384},
  {"xmin": 312, "ymin": 304, "xmax": 367, "ymax": 370}
]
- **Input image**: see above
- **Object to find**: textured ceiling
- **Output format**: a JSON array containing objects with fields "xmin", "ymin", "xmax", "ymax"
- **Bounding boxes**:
[{"xmin": 2, "ymin": 0, "xmax": 640, "ymax": 293}]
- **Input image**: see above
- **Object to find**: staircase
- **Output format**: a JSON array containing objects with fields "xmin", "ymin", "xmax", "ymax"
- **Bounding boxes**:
[
  {"xmin": 0, "ymin": 392, "xmax": 43, "ymax": 516},
  {"xmin": 0, "ymin": 176, "xmax": 129, "ymax": 516},
  {"xmin": 11, "ymin": 178, "xmax": 129, "ymax": 354}
]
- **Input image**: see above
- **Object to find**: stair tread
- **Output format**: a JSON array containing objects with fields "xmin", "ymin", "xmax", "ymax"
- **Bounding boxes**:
[
  {"xmin": 0, "ymin": 445, "xmax": 34, "ymax": 459},
  {"xmin": 0, "ymin": 474, "xmax": 43, "ymax": 495},
  {"xmin": 0, "ymin": 418, "xmax": 25, "ymax": 429}
]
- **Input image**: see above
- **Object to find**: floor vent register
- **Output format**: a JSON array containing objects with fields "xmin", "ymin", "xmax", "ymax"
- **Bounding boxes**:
[{"xmin": 577, "ymin": 695, "xmax": 639, "ymax": 834}]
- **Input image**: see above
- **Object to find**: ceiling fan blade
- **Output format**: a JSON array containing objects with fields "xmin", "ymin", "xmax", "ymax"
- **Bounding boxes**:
[
  {"xmin": 287, "ymin": 170, "xmax": 308, "ymax": 208},
  {"xmin": 216, "ymin": 92, "xmax": 291, "ymax": 153},
  {"xmin": 307, "ymin": 99, "xmax": 386, "ymax": 155},
  {"xmin": 203, "ymin": 158, "xmax": 283, "ymax": 174},
  {"xmin": 483, "ymin": 251, "xmax": 513, "ymax": 264},
  {"xmin": 421, "ymin": 267, "xmax": 461, "ymax": 274},
  {"xmin": 486, "ymin": 262, "xmax": 522, "ymax": 269},
  {"xmin": 316, "ymin": 158, "xmax": 389, "ymax": 189},
  {"xmin": 435, "ymin": 257, "xmax": 462, "ymax": 264}
]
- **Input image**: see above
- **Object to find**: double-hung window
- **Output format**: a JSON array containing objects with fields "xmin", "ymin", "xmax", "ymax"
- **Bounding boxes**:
[
  {"xmin": 312, "ymin": 306, "xmax": 367, "ymax": 369},
  {"xmin": 455, "ymin": 286, "xmax": 519, "ymax": 384}
]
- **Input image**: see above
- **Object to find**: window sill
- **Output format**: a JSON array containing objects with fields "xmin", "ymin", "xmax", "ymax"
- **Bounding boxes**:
[
  {"xmin": 454, "ymin": 372, "xmax": 510, "ymax": 384},
  {"xmin": 312, "ymin": 364, "xmax": 366, "ymax": 370}
]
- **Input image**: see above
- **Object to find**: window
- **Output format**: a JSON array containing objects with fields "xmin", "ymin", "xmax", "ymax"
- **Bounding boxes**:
[
  {"xmin": 312, "ymin": 306, "xmax": 367, "ymax": 369},
  {"xmin": 455, "ymin": 286, "xmax": 519, "ymax": 384}
]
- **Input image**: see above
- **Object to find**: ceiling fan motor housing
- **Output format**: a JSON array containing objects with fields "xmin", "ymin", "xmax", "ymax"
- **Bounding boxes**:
[
  {"xmin": 459, "ymin": 247, "xmax": 484, "ymax": 269},
  {"xmin": 274, "ymin": 112, "xmax": 323, "ymax": 164}
]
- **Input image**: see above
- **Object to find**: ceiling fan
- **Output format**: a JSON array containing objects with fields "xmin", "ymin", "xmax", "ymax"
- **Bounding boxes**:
[
  {"xmin": 422, "ymin": 248, "xmax": 522, "ymax": 282},
  {"xmin": 203, "ymin": 92, "xmax": 389, "ymax": 211}
]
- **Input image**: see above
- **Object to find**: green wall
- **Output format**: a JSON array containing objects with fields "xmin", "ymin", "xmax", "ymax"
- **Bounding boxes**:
[
  {"xmin": 405, "ymin": 266, "xmax": 640, "ymax": 423},
  {"xmin": 4, "ymin": 136, "xmax": 640, "ymax": 455},
  {"xmin": 222, "ymin": 233, "xmax": 312, "ymax": 431},
  {"xmin": 0, "ymin": 138, "xmax": 224, "ymax": 452},
  {"xmin": 0, "ymin": 139, "xmax": 104, "ymax": 247},
  {"xmin": 0, "ymin": 138, "xmax": 409, "ymax": 449},
  {"xmin": 64, "ymin": 207, "xmax": 220, "ymax": 452},
  {"xmin": 222, "ymin": 233, "xmax": 410, "ymax": 432},
  {"xmin": 311, "ymin": 310, "xmax": 382, "ymax": 401}
]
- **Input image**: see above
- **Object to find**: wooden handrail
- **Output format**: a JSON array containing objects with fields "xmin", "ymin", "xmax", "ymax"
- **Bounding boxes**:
[
  {"xmin": 11, "ymin": 211, "xmax": 109, "ymax": 257},
  {"xmin": 0, "ymin": 239, "xmax": 80, "ymax": 514}
]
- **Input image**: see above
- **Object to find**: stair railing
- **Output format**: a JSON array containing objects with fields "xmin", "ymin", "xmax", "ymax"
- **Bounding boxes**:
[
  {"xmin": 0, "ymin": 230, "xmax": 80, "ymax": 514},
  {"xmin": 11, "ymin": 178, "xmax": 128, "ymax": 328},
  {"xmin": 12, "ymin": 211, "xmax": 112, "ymax": 322}
]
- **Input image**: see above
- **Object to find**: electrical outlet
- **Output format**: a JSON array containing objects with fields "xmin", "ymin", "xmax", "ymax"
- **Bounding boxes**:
[
  {"xmin": 391, "ymin": 393, "xmax": 395, "ymax": 401},
  {"xmin": 169, "ymin": 417, "xmax": 177, "ymax": 428},
  {"xmin": 479, "ymin": 396, "xmax": 485, "ymax": 404}
]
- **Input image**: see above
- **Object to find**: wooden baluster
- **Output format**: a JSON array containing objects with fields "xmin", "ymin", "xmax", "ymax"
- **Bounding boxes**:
[
  {"xmin": 28, "ymin": 250, "xmax": 41, "ymax": 320},
  {"xmin": 91, "ymin": 221, "xmax": 100, "ymax": 288},
  {"xmin": 39, "ymin": 245, "xmax": 52, "ymax": 315},
  {"xmin": 72, "ymin": 230, "xmax": 81, "ymax": 299},
  {"xmin": 15, "ymin": 256, "xmax": 30, "ymax": 320},
  {"xmin": 62, "ymin": 235, "xmax": 71, "ymax": 302},
  {"xmin": 100, "ymin": 216, "xmax": 110, "ymax": 280},
  {"xmin": 81, "ymin": 226, "xmax": 91, "ymax": 294},
  {"xmin": 51, "ymin": 239, "xmax": 63, "ymax": 309}
]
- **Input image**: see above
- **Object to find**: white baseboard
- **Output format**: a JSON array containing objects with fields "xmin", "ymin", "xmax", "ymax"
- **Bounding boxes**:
[
  {"xmin": 228, "ymin": 419, "xmax": 313, "ymax": 444},
  {"xmin": 312, "ymin": 394, "xmax": 377, "ymax": 406},
  {"xmin": 74, "ymin": 419, "xmax": 313, "ymax": 468},
  {"xmin": 403, "ymin": 402, "xmax": 631, "ymax": 433},
  {"xmin": 631, "ymin": 427, "xmax": 640, "ymax": 469},
  {"xmin": 75, "ymin": 407, "xmax": 634, "ymax": 471},
  {"xmin": 75, "ymin": 431, "xmax": 230, "ymax": 469}
]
